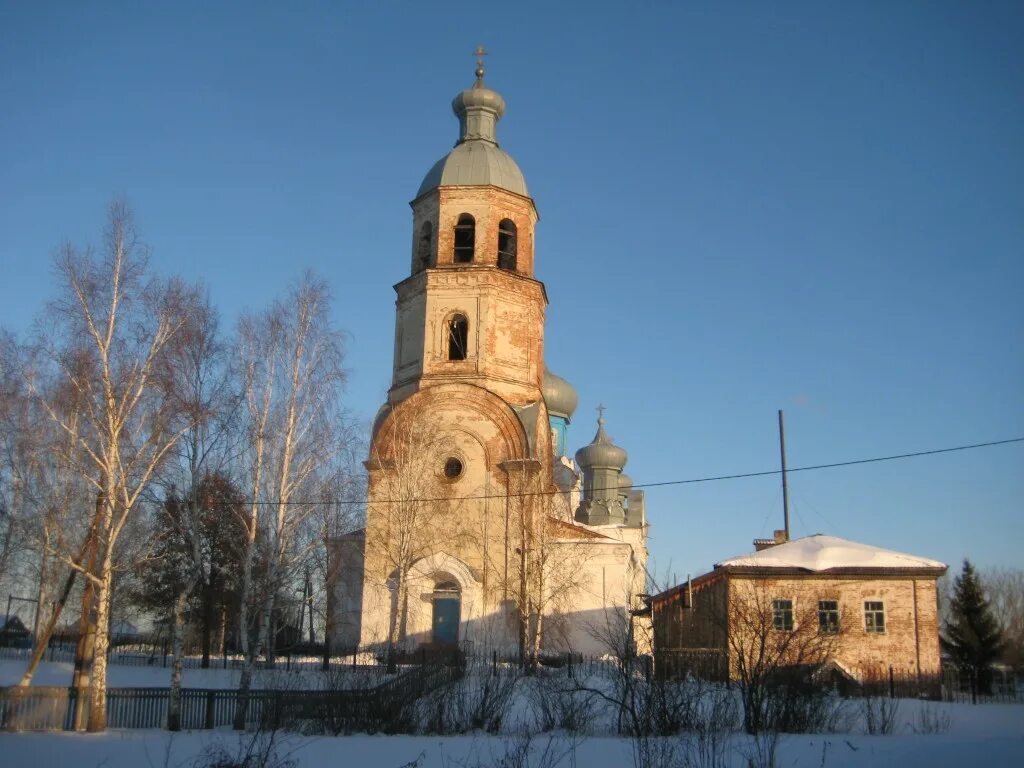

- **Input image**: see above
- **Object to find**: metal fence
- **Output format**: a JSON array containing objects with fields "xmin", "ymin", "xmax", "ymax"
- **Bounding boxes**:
[{"xmin": 0, "ymin": 661, "xmax": 457, "ymax": 732}]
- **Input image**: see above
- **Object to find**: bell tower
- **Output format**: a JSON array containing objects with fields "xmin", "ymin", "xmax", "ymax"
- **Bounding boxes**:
[
  {"xmin": 390, "ymin": 52, "xmax": 546, "ymax": 408},
  {"xmin": 343, "ymin": 54, "xmax": 650, "ymax": 654}
]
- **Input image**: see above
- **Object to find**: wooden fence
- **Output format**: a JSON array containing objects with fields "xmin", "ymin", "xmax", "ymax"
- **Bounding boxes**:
[{"xmin": 0, "ymin": 662, "xmax": 458, "ymax": 733}]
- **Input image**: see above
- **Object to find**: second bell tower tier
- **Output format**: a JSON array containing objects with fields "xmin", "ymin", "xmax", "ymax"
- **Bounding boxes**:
[{"xmin": 388, "ymin": 62, "xmax": 546, "ymax": 407}]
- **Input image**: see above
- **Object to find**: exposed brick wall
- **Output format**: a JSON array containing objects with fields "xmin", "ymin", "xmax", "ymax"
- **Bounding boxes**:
[
  {"xmin": 727, "ymin": 574, "xmax": 942, "ymax": 678},
  {"xmin": 653, "ymin": 571, "xmax": 943, "ymax": 681}
]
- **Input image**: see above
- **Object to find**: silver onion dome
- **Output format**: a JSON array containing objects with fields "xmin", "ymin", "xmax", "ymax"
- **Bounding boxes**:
[
  {"xmin": 542, "ymin": 367, "xmax": 579, "ymax": 421},
  {"xmin": 575, "ymin": 415, "xmax": 628, "ymax": 471}
]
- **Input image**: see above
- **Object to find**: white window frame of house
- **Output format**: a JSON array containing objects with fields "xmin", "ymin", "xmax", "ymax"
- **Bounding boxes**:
[
  {"xmin": 864, "ymin": 600, "xmax": 886, "ymax": 634},
  {"xmin": 772, "ymin": 598, "xmax": 794, "ymax": 632},
  {"xmin": 817, "ymin": 599, "xmax": 840, "ymax": 634}
]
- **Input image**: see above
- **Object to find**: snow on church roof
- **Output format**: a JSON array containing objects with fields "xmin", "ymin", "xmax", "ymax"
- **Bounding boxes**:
[{"xmin": 716, "ymin": 534, "xmax": 946, "ymax": 572}]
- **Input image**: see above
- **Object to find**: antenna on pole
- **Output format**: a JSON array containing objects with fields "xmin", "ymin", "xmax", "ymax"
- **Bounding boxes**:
[{"xmin": 778, "ymin": 409, "xmax": 790, "ymax": 541}]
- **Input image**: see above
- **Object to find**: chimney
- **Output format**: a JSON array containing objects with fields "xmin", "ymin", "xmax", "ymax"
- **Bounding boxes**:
[{"xmin": 752, "ymin": 529, "xmax": 790, "ymax": 552}]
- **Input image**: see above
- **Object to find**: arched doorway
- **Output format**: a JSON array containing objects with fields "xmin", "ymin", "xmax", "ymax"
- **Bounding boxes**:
[{"xmin": 431, "ymin": 580, "xmax": 461, "ymax": 646}]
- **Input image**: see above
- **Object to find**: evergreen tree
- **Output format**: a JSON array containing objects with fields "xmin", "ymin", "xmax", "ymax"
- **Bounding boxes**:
[
  {"xmin": 944, "ymin": 559, "xmax": 1004, "ymax": 694},
  {"xmin": 131, "ymin": 472, "xmax": 246, "ymax": 655}
]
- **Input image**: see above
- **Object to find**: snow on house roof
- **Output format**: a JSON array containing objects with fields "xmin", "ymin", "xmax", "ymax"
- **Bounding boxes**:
[{"xmin": 716, "ymin": 534, "xmax": 946, "ymax": 572}]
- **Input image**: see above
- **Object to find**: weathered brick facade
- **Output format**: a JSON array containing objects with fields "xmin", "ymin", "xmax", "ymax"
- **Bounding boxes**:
[{"xmin": 651, "ymin": 537, "xmax": 945, "ymax": 682}]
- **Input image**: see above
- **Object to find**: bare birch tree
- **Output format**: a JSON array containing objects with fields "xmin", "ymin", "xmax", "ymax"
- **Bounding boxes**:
[
  {"xmin": 152, "ymin": 293, "xmax": 238, "ymax": 730},
  {"xmin": 234, "ymin": 274, "xmax": 346, "ymax": 728},
  {"xmin": 25, "ymin": 202, "xmax": 198, "ymax": 730},
  {"xmin": 7, "ymin": 349, "xmax": 98, "ymax": 687}
]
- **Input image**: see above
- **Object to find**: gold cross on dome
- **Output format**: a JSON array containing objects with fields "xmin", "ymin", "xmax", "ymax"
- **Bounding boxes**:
[
  {"xmin": 474, "ymin": 46, "xmax": 487, "ymax": 81},
  {"xmin": 596, "ymin": 403, "xmax": 606, "ymax": 422}
]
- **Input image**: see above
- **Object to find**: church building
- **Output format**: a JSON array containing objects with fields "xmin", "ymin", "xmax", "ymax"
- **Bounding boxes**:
[{"xmin": 330, "ymin": 56, "xmax": 649, "ymax": 657}]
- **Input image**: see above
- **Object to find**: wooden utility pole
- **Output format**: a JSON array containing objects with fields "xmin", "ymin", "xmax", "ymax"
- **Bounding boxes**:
[{"xmin": 778, "ymin": 410, "xmax": 790, "ymax": 541}]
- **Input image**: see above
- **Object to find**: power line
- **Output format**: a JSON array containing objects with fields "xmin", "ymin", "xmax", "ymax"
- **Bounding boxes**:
[{"xmin": 226, "ymin": 435, "xmax": 1024, "ymax": 507}]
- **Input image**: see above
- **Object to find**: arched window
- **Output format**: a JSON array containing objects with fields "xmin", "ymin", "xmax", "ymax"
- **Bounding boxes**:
[
  {"xmin": 454, "ymin": 214, "xmax": 475, "ymax": 263},
  {"xmin": 498, "ymin": 219, "xmax": 517, "ymax": 270},
  {"xmin": 418, "ymin": 221, "xmax": 433, "ymax": 270},
  {"xmin": 447, "ymin": 314, "xmax": 469, "ymax": 360}
]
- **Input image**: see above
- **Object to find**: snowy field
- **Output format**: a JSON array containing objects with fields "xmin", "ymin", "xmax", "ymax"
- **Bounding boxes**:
[
  {"xmin": 0, "ymin": 702, "xmax": 1021, "ymax": 768},
  {"xmin": 2, "ymin": 659, "xmax": 1023, "ymax": 767},
  {"xmin": 0, "ymin": 698, "xmax": 1020, "ymax": 767}
]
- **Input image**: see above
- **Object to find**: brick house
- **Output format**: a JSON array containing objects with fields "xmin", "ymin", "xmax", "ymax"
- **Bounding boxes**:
[{"xmin": 649, "ymin": 533, "xmax": 947, "ymax": 684}]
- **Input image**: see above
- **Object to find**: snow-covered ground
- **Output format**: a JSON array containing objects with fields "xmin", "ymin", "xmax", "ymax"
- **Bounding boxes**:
[
  {"xmin": 0, "ymin": 699, "xmax": 1020, "ymax": 767},
  {"xmin": 3, "ymin": 660, "xmax": 1022, "ymax": 766}
]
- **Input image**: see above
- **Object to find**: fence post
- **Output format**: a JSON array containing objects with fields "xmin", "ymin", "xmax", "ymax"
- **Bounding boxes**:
[{"xmin": 888, "ymin": 666, "xmax": 895, "ymax": 698}]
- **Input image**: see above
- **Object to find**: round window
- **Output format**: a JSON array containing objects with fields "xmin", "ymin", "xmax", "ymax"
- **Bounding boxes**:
[{"xmin": 443, "ymin": 457, "xmax": 464, "ymax": 480}]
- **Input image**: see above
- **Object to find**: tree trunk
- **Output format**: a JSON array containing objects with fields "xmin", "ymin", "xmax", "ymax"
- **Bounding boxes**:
[
  {"xmin": 233, "ymin": 492, "xmax": 259, "ymax": 730},
  {"xmin": 71, "ymin": 505, "xmax": 101, "ymax": 729},
  {"xmin": 387, "ymin": 570, "xmax": 408, "ymax": 673},
  {"xmin": 87, "ymin": 561, "xmax": 113, "ymax": 732},
  {"xmin": 167, "ymin": 589, "xmax": 188, "ymax": 731},
  {"xmin": 532, "ymin": 608, "xmax": 544, "ymax": 668},
  {"xmin": 233, "ymin": 582, "xmax": 260, "ymax": 731},
  {"xmin": 71, "ymin": 586, "xmax": 96, "ymax": 730},
  {"xmin": 32, "ymin": 528, "xmax": 50, "ymax": 642},
  {"xmin": 233, "ymin": 658, "xmax": 254, "ymax": 731},
  {"xmin": 18, "ymin": 525, "xmax": 95, "ymax": 686},
  {"xmin": 201, "ymin": 574, "xmax": 215, "ymax": 668},
  {"xmin": 258, "ymin": 572, "xmax": 276, "ymax": 669},
  {"xmin": 305, "ymin": 568, "xmax": 315, "ymax": 644},
  {"xmin": 216, "ymin": 604, "xmax": 226, "ymax": 656}
]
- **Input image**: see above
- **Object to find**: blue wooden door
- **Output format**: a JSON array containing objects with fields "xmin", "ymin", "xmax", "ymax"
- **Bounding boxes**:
[{"xmin": 432, "ymin": 597, "xmax": 460, "ymax": 646}]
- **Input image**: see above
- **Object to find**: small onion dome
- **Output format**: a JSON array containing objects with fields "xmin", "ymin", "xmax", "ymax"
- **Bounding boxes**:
[
  {"xmin": 618, "ymin": 473, "xmax": 633, "ymax": 491},
  {"xmin": 542, "ymin": 367, "xmax": 578, "ymax": 421},
  {"xmin": 452, "ymin": 85, "xmax": 506, "ymax": 123},
  {"xmin": 575, "ymin": 416, "xmax": 628, "ymax": 471}
]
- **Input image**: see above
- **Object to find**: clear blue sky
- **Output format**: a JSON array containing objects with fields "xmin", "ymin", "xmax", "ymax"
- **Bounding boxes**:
[{"xmin": 2, "ymin": 2, "xmax": 1021, "ymax": 580}]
